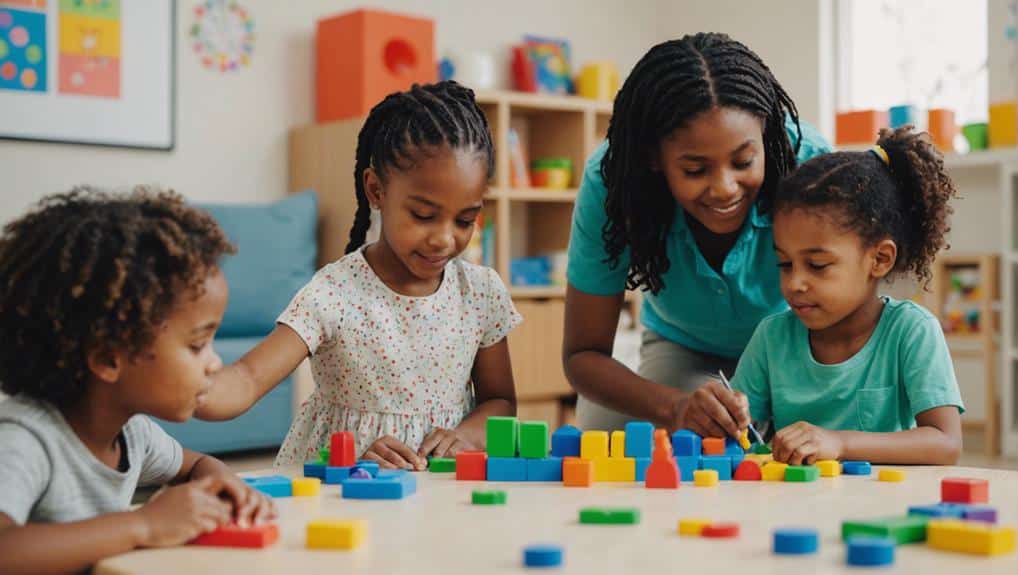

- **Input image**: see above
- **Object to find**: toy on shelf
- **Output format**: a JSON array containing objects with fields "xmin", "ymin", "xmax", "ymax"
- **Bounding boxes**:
[
  {"xmin": 836, "ymin": 110, "xmax": 888, "ymax": 146},
  {"xmin": 508, "ymin": 128, "xmax": 532, "ymax": 188},
  {"xmin": 928, "ymin": 108, "xmax": 957, "ymax": 152},
  {"xmin": 940, "ymin": 265, "xmax": 983, "ymax": 334},
  {"xmin": 963, "ymin": 122, "xmax": 989, "ymax": 151},
  {"xmin": 530, "ymin": 157, "xmax": 572, "ymax": 189},
  {"xmin": 989, "ymin": 101, "xmax": 1017, "ymax": 148},
  {"xmin": 511, "ymin": 36, "xmax": 573, "ymax": 94},
  {"xmin": 889, "ymin": 105, "xmax": 918, "ymax": 129},
  {"xmin": 576, "ymin": 61, "xmax": 619, "ymax": 102}
]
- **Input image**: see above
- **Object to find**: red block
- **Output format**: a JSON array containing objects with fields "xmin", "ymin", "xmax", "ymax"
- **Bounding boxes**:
[
  {"xmin": 941, "ymin": 477, "xmax": 989, "ymax": 504},
  {"xmin": 190, "ymin": 523, "xmax": 279, "ymax": 548},
  {"xmin": 653, "ymin": 429, "xmax": 672, "ymax": 460},
  {"xmin": 702, "ymin": 522, "xmax": 740, "ymax": 538},
  {"xmin": 733, "ymin": 460, "xmax": 762, "ymax": 481},
  {"xmin": 645, "ymin": 458, "xmax": 680, "ymax": 489},
  {"xmin": 702, "ymin": 437, "xmax": 725, "ymax": 455},
  {"xmin": 456, "ymin": 450, "xmax": 487, "ymax": 481},
  {"xmin": 329, "ymin": 431, "xmax": 356, "ymax": 467}
]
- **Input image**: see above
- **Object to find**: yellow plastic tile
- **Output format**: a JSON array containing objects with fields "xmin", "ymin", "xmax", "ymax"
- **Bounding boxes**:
[
  {"xmin": 306, "ymin": 519, "xmax": 366, "ymax": 550},
  {"xmin": 878, "ymin": 468, "xmax": 906, "ymax": 482},
  {"xmin": 610, "ymin": 431, "xmax": 626, "ymax": 458},
  {"xmin": 593, "ymin": 457, "xmax": 636, "ymax": 482},
  {"xmin": 678, "ymin": 518, "xmax": 713, "ymax": 536},
  {"xmin": 738, "ymin": 430, "xmax": 751, "ymax": 451},
  {"xmin": 694, "ymin": 469, "xmax": 719, "ymax": 487},
  {"xmin": 817, "ymin": 460, "xmax": 841, "ymax": 477},
  {"xmin": 292, "ymin": 477, "xmax": 321, "ymax": 496},
  {"xmin": 927, "ymin": 519, "xmax": 1016, "ymax": 556},
  {"xmin": 581, "ymin": 431, "xmax": 609, "ymax": 460},
  {"xmin": 761, "ymin": 462, "xmax": 788, "ymax": 482}
]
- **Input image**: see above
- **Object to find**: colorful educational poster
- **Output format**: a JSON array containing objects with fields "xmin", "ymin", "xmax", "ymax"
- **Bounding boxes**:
[
  {"xmin": 0, "ymin": 2, "xmax": 47, "ymax": 93},
  {"xmin": 57, "ymin": 0, "xmax": 120, "ymax": 98}
]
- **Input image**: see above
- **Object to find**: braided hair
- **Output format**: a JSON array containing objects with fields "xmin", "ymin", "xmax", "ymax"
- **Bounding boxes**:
[
  {"xmin": 345, "ymin": 81, "xmax": 495, "ymax": 254},
  {"xmin": 602, "ymin": 33, "xmax": 801, "ymax": 293},
  {"xmin": 776, "ymin": 126, "xmax": 956, "ymax": 287},
  {"xmin": 0, "ymin": 186, "xmax": 235, "ymax": 408}
]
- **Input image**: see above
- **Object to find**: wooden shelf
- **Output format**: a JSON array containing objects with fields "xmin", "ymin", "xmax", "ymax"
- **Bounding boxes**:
[
  {"xmin": 837, "ymin": 145, "xmax": 1018, "ymax": 170},
  {"xmin": 510, "ymin": 286, "xmax": 566, "ymax": 299},
  {"xmin": 497, "ymin": 188, "xmax": 579, "ymax": 202},
  {"xmin": 475, "ymin": 89, "xmax": 612, "ymax": 114}
]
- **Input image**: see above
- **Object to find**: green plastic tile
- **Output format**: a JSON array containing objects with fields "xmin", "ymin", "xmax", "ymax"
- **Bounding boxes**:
[
  {"xmin": 752, "ymin": 443, "xmax": 772, "ymax": 454},
  {"xmin": 318, "ymin": 447, "xmax": 330, "ymax": 464},
  {"xmin": 428, "ymin": 457, "xmax": 456, "ymax": 473},
  {"xmin": 519, "ymin": 421, "xmax": 550, "ymax": 459},
  {"xmin": 472, "ymin": 490, "xmax": 507, "ymax": 505},
  {"xmin": 579, "ymin": 507, "xmax": 641, "ymax": 525},
  {"xmin": 841, "ymin": 516, "xmax": 929, "ymax": 544},
  {"xmin": 486, "ymin": 416, "xmax": 519, "ymax": 457},
  {"xmin": 785, "ymin": 465, "xmax": 819, "ymax": 482}
]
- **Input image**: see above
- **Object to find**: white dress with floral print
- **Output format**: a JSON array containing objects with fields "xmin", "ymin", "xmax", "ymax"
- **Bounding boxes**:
[{"xmin": 273, "ymin": 248, "xmax": 522, "ymax": 466}]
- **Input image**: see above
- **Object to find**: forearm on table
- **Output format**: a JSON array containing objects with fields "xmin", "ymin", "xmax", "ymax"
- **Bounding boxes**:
[
  {"xmin": 836, "ymin": 426, "xmax": 962, "ymax": 465},
  {"xmin": 0, "ymin": 513, "xmax": 146, "ymax": 575},
  {"xmin": 565, "ymin": 349, "xmax": 682, "ymax": 428}
]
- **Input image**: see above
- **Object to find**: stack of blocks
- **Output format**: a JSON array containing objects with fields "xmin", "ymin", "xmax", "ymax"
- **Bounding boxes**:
[
  {"xmin": 301, "ymin": 431, "xmax": 416, "ymax": 499},
  {"xmin": 485, "ymin": 417, "xmax": 563, "ymax": 482}
]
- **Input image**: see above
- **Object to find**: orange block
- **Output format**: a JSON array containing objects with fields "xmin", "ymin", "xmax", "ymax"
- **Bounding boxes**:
[
  {"xmin": 836, "ymin": 110, "xmax": 888, "ymax": 146},
  {"xmin": 653, "ymin": 429, "xmax": 672, "ymax": 460},
  {"xmin": 316, "ymin": 9, "xmax": 436, "ymax": 122},
  {"xmin": 702, "ymin": 437, "xmax": 725, "ymax": 455},
  {"xmin": 563, "ymin": 457, "xmax": 593, "ymax": 487},
  {"xmin": 928, "ymin": 108, "xmax": 957, "ymax": 152}
]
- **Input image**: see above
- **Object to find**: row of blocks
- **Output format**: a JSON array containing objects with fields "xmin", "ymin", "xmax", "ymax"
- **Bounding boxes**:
[{"xmin": 191, "ymin": 519, "xmax": 368, "ymax": 550}]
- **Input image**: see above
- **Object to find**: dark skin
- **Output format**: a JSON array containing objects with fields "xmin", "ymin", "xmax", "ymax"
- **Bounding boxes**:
[
  {"xmin": 0, "ymin": 270, "xmax": 276, "ymax": 575},
  {"xmin": 197, "ymin": 145, "xmax": 517, "ymax": 470},
  {"xmin": 564, "ymin": 106, "xmax": 763, "ymax": 435}
]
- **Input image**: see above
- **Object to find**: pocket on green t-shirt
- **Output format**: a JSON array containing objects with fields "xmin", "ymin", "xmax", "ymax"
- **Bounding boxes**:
[{"xmin": 856, "ymin": 386, "xmax": 899, "ymax": 431}]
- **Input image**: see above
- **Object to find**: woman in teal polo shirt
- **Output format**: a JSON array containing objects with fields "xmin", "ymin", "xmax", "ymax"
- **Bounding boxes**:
[{"xmin": 563, "ymin": 33, "xmax": 831, "ymax": 435}]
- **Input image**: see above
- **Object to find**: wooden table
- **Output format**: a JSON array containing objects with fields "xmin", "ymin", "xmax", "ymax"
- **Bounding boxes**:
[{"xmin": 96, "ymin": 465, "xmax": 1018, "ymax": 574}]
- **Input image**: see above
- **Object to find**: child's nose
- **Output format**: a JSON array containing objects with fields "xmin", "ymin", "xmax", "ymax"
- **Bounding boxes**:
[
  {"xmin": 427, "ymin": 223, "xmax": 455, "ymax": 251},
  {"xmin": 207, "ymin": 348, "xmax": 223, "ymax": 373}
]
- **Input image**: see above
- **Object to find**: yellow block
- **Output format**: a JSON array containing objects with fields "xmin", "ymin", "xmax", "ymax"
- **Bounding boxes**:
[
  {"xmin": 817, "ymin": 460, "xmax": 841, "ymax": 477},
  {"xmin": 761, "ymin": 462, "xmax": 788, "ymax": 482},
  {"xmin": 878, "ymin": 468, "xmax": 905, "ymax": 482},
  {"xmin": 989, "ymin": 101, "xmax": 1018, "ymax": 148},
  {"xmin": 293, "ymin": 477, "xmax": 321, "ymax": 496},
  {"xmin": 581, "ymin": 431, "xmax": 609, "ymax": 460},
  {"xmin": 593, "ymin": 456, "xmax": 636, "ymax": 482},
  {"xmin": 59, "ymin": 13, "xmax": 121, "ymax": 58},
  {"xmin": 744, "ymin": 454, "xmax": 773, "ymax": 466},
  {"xmin": 693, "ymin": 469, "xmax": 719, "ymax": 487},
  {"xmin": 738, "ymin": 430, "xmax": 751, "ymax": 451},
  {"xmin": 678, "ymin": 518, "xmax": 713, "ymax": 536},
  {"xmin": 307, "ymin": 519, "xmax": 366, "ymax": 550},
  {"xmin": 610, "ymin": 431, "xmax": 626, "ymax": 458},
  {"xmin": 927, "ymin": 519, "xmax": 1016, "ymax": 556}
]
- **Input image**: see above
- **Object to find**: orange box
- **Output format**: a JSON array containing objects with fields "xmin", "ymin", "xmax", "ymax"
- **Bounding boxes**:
[
  {"xmin": 702, "ymin": 437, "xmax": 725, "ymax": 455},
  {"xmin": 563, "ymin": 457, "xmax": 593, "ymax": 487},
  {"xmin": 316, "ymin": 9, "xmax": 436, "ymax": 122},
  {"xmin": 927, "ymin": 108, "xmax": 957, "ymax": 152},
  {"xmin": 836, "ymin": 110, "xmax": 888, "ymax": 146}
]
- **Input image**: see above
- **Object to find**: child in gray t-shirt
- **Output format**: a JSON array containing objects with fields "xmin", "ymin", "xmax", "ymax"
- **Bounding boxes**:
[{"xmin": 0, "ymin": 187, "xmax": 276, "ymax": 575}]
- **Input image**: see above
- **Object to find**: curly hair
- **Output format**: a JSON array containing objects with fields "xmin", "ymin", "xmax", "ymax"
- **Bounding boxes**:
[
  {"xmin": 0, "ymin": 186, "xmax": 236, "ymax": 408},
  {"xmin": 601, "ymin": 32, "xmax": 801, "ymax": 294},
  {"xmin": 775, "ymin": 126, "xmax": 955, "ymax": 286}
]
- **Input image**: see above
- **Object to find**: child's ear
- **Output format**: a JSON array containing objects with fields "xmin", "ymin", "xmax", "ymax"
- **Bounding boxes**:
[
  {"xmin": 86, "ymin": 346, "xmax": 122, "ymax": 384},
  {"xmin": 363, "ymin": 167, "xmax": 383, "ymax": 209},
  {"xmin": 870, "ymin": 238, "xmax": 897, "ymax": 279}
]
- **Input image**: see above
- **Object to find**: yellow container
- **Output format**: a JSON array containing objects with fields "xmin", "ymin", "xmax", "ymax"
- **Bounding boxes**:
[
  {"xmin": 306, "ymin": 519, "xmax": 366, "ymax": 550},
  {"xmin": 577, "ymin": 61, "xmax": 620, "ymax": 101},
  {"xmin": 989, "ymin": 101, "xmax": 1018, "ymax": 148}
]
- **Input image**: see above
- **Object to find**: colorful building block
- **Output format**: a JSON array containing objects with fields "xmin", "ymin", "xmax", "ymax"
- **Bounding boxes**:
[
  {"xmin": 472, "ymin": 490, "xmax": 507, "ymax": 505},
  {"xmin": 816, "ymin": 460, "xmax": 841, "ymax": 477},
  {"xmin": 846, "ymin": 536, "xmax": 895, "ymax": 566},
  {"xmin": 428, "ymin": 457, "xmax": 456, "ymax": 473},
  {"xmin": 579, "ymin": 507, "xmax": 640, "ymax": 525},
  {"xmin": 354, "ymin": 461, "xmax": 380, "ymax": 476},
  {"xmin": 702, "ymin": 437, "xmax": 725, "ymax": 455},
  {"xmin": 836, "ymin": 109, "xmax": 888, "ymax": 145},
  {"xmin": 519, "ymin": 421, "xmax": 549, "ymax": 459},
  {"xmin": 306, "ymin": 519, "xmax": 366, "ymax": 550},
  {"xmin": 678, "ymin": 518, "xmax": 712, "ymax": 536},
  {"xmin": 702, "ymin": 523, "xmax": 740, "ymax": 538},
  {"xmin": 989, "ymin": 101, "xmax": 1018, "ymax": 148},
  {"xmin": 487, "ymin": 457, "xmax": 527, "ymax": 481},
  {"xmin": 323, "ymin": 466, "xmax": 352, "ymax": 485},
  {"xmin": 594, "ymin": 457, "xmax": 636, "ymax": 482},
  {"xmin": 304, "ymin": 461, "xmax": 326, "ymax": 479},
  {"xmin": 761, "ymin": 462, "xmax": 788, "ymax": 482},
  {"xmin": 889, "ymin": 104, "xmax": 918, "ymax": 128},
  {"xmin": 580, "ymin": 431, "xmax": 609, "ymax": 460},
  {"xmin": 487, "ymin": 416, "xmax": 519, "ymax": 457},
  {"xmin": 563, "ymin": 457, "xmax": 594, "ymax": 487},
  {"xmin": 724, "ymin": 436, "xmax": 745, "ymax": 456},
  {"xmin": 550, "ymin": 425, "xmax": 582, "ymax": 457},
  {"xmin": 841, "ymin": 516, "xmax": 928, "ymax": 544},
  {"xmin": 926, "ymin": 519, "xmax": 1016, "ymax": 556},
  {"xmin": 635, "ymin": 457, "xmax": 651, "ymax": 482},
  {"xmin": 292, "ymin": 477, "xmax": 321, "ymax": 497},
  {"xmin": 942, "ymin": 477, "xmax": 989, "ymax": 504},
  {"xmin": 752, "ymin": 443, "xmax": 772, "ymax": 454},
  {"xmin": 609, "ymin": 431, "xmax": 626, "ymax": 458},
  {"xmin": 653, "ymin": 429, "xmax": 671, "ymax": 454},
  {"xmin": 744, "ymin": 454, "xmax": 773, "ymax": 466},
  {"xmin": 645, "ymin": 457, "xmax": 679, "ymax": 489},
  {"xmin": 676, "ymin": 456, "xmax": 698, "ymax": 482},
  {"xmin": 737, "ymin": 429, "xmax": 751, "ymax": 451},
  {"xmin": 342, "ymin": 473, "xmax": 417, "ymax": 499},
  {"xmin": 671, "ymin": 429, "xmax": 701, "ymax": 457},
  {"xmin": 785, "ymin": 465, "xmax": 819, "ymax": 483},
  {"xmin": 455, "ymin": 451, "xmax": 487, "ymax": 481},
  {"xmin": 773, "ymin": 528, "xmax": 819, "ymax": 555},
  {"xmin": 699, "ymin": 456, "xmax": 733, "ymax": 481},
  {"xmin": 842, "ymin": 461, "xmax": 872, "ymax": 476},
  {"xmin": 526, "ymin": 457, "xmax": 563, "ymax": 482},
  {"xmin": 959, "ymin": 506, "xmax": 998, "ymax": 523},
  {"xmin": 624, "ymin": 421, "xmax": 653, "ymax": 458},
  {"xmin": 733, "ymin": 460, "xmax": 762, "ymax": 481},
  {"xmin": 909, "ymin": 504, "xmax": 965, "ymax": 519},
  {"xmin": 694, "ymin": 469, "xmax": 719, "ymax": 487},
  {"xmin": 523, "ymin": 544, "xmax": 563, "ymax": 568},
  {"xmin": 728, "ymin": 452, "xmax": 744, "ymax": 473},
  {"xmin": 243, "ymin": 475, "xmax": 292, "ymax": 498},
  {"xmin": 329, "ymin": 431, "xmax": 356, "ymax": 468},
  {"xmin": 190, "ymin": 523, "xmax": 279, "ymax": 548},
  {"xmin": 318, "ymin": 446, "xmax": 330, "ymax": 463},
  {"xmin": 879, "ymin": 468, "xmax": 905, "ymax": 482}
]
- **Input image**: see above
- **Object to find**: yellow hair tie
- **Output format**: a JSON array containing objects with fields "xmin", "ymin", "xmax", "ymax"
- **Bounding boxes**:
[{"xmin": 871, "ymin": 145, "xmax": 890, "ymax": 167}]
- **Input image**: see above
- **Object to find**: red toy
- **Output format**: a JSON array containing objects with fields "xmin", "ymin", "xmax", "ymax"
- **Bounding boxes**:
[
  {"xmin": 456, "ymin": 451, "xmax": 487, "ymax": 481},
  {"xmin": 190, "ymin": 523, "xmax": 279, "ymax": 548},
  {"xmin": 329, "ymin": 431, "xmax": 356, "ymax": 467},
  {"xmin": 702, "ymin": 522, "xmax": 740, "ymax": 538},
  {"xmin": 941, "ymin": 477, "xmax": 989, "ymax": 504},
  {"xmin": 733, "ymin": 460, "xmax": 762, "ymax": 481}
]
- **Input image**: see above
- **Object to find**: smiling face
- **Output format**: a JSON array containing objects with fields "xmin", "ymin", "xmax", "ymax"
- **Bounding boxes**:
[{"xmin": 656, "ymin": 106, "xmax": 767, "ymax": 235}]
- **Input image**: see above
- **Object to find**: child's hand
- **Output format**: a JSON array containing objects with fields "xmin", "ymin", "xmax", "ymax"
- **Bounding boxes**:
[
  {"xmin": 133, "ymin": 475, "xmax": 232, "ymax": 547},
  {"xmin": 363, "ymin": 435, "xmax": 427, "ymax": 471},
  {"xmin": 214, "ymin": 472, "xmax": 277, "ymax": 528},
  {"xmin": 772, "ymin": 421, "xmax": 843, "ymax": 465},
  {"xmin": 676, "ymin": 379, "xmax": 751, "ymax": 438},
  {"xmin": 418, "ymin": 427, "xmax": 477, "ymax": 459}
]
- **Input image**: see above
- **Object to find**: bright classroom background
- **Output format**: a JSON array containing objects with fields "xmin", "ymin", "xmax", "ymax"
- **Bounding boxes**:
[{"xmin": 1, "ymin": 0, "xmax": 1018, "ymax": 472}]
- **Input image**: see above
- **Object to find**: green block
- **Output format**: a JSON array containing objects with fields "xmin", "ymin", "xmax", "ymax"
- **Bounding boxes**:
[
  {"xmin": 579, "ymin": 507, "xmax": 641, "ymax": 525},
  {"xmin": 785, "ymin": 465, "xmax": 819, "ymax": 482},
  {"xmin": 752, "ymin": 443, "xmax": 772, "ymax": 454},
  {"xmin": 486, "ymin": 416, "xmax": 519, "ymax": 457},
  {"xmin": 841, "ymin": 516, "xmax": 928, "ymax": 544},
  {"xmin": 519, "ymin": 421, "xmax": 550, "ymax": 458},
  {"xmin": 472, "ymin": 490, "xmax": 507, "ymax": 505},
  {"xmin": 428, "ymin": 457, "xmax": 456, "ymax": 472},
  {"xmin": 318, "ymin": 447, "xmax": 330, "ymax": 464}
]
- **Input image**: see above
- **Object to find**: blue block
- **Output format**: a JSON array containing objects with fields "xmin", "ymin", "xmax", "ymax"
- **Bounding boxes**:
[
  {"xmin": 376, "ymin": 468, "xmax": 409, "ymax": 479},
  {"xmin": 846, "ymin": 536, "xmax": 895, "ymax": 567},
  {"xmin": 908, "ymin": 504, "xmax": 965, "ymax": 519},
  {"xmin": 341, "ymin": 473, "xmax": 417, "ymax": 500},
  {"xmin": 676, "ymin": 456, "xmax": 698, "ymax": 482},
  {"xmin": 523, "ymin": 544, "xmax": 563, "ymax": 568},
  {"xmin": 889, "ymin": 104, "xmax": 917, "ymax": 129},
  {"xmin": 550, "ymin": 425, "xmax": 582, "ymax": 458},
  {"xmin": 773, "ymin": 528, "xmax": 819, "ymax": 555},
  {"xmin": 624, "ymin": 421, "xmax": 653, "ymax": 458},
  {"xmin": 243, "ymin": 475, "xmax": 292, "ymax": 498},
  {"xmin": 304, "ymin": 462, "xmax": 326, "ymax": 479},
  {"xmin": 699, "ymin": 455, "xmax": 733, "ymax": 480},
  {"xmin": 842, "ymin": 461, "xmax": 872, "ymax": 476},
  {"xmin": 324, "ymin": 466, "xmax": 353, "ymax": 484},
  {"xmin": 352, "ymin": 461, "xmax": 380, "ymax": 477},
  {"xmin": 488, "ymin": 457, "xmax": 527, "ymax": 481},
  {"xmin": 729, "ymin": 452, "xmax": 744, "ymax": 473},
  {"xmin": 635, "ymin": 458, "xmax": 652, "ymax": 482},
  {"xmin": 526, "ymin": 457, "xmax": 563, "ymax": 482},
  {"xmin": 671, "ymin": 429, "xmax": 701, "ymax": 457},
  {"xmin": 724, "ymin": 437, "xmax": 745, "ymax": 456}
]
